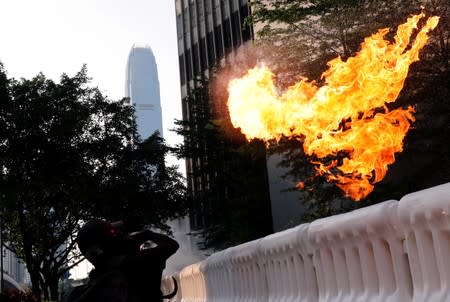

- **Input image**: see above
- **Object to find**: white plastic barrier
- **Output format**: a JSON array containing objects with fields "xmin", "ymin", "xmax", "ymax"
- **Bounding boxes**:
[
  {"xmin": 179, "ymin": 265, "xmax": 193, "ymax": 302},
  {"xmin": 259, "ymin": 224, "xmax": 316, "ymax": 302},
  {"xmin": 178, "ymin": 262, "xmax": 206, "ymax": 302},
  {"xmin": 229, "ymin": 239, "xmax": 265, "ymax": 302},
  {"xmin": 399, "ymin": 182, "xmax": 450, "ymax": 302},
  {"xmin": 161, "ymin": 182, "xmax": 450, "ymax": 302},
  {"xmin": 309, "ymin": 200, "xmax": 411, "ymax": 302},
  {"xmin": 202, "ymin": 249, "xmax": 234, "ymax": 302},
  {"xmin": 191, "ymin": 262, "xmax": 206, "ymax": 302},
  {"xmin": 162, "ymin": 273, "xmax": 182, "ymax": 302}
]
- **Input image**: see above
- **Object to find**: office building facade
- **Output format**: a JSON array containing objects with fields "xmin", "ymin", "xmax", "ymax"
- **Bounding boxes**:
[
  {"xmin": 176, "ymin": 0, "xmax": 253, "ymax": 97},
  {"xmin": 175, "ymin": 0, "xmax": 274, "ymax": 242},
  {"xmin": 125, "ymin": 44, "xmax": 163, "ymax": 138},
  {"xmin": 175, "ymin": 0, "xmax": 254, "ymax": 228}
]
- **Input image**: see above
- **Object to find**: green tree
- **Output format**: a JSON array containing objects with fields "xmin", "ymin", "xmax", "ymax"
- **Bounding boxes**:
[{"xmin": 0, "ymin": 65, "xmax": 187, "ymax": 300}]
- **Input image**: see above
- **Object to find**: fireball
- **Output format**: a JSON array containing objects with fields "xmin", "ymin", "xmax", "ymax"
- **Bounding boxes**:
[{"xmin": 227, "ymin": 13, "xmax": 439, "ymax": 201}]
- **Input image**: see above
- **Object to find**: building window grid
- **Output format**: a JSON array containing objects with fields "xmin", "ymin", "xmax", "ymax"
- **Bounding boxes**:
[
  {"xmin": 179, "ymin": 0, "xmax": 254, "ymax": 103},
  {"xmin": 177, "ymin": 0, "xmax": 255, "ymax": 230}
]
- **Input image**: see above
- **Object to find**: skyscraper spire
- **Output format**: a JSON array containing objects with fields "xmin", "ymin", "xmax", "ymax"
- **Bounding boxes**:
[{"xmin": 125, "ymin": 44, "xmax": 163, "ymax": 139}]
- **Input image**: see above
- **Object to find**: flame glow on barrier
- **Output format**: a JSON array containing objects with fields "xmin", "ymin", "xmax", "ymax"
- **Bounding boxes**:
[{"xmin": 227, "ymin": 13, "xmax": 439, "ymax": 201}]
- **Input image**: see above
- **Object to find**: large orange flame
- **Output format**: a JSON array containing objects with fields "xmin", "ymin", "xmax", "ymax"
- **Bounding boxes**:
[{"xmin": 227, "ymin": 13, "xmax": 439, "ymax": 201}]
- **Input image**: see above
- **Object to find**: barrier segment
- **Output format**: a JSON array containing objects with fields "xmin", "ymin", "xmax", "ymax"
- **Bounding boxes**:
[
  {"xmin": 162, "ymin": 273, "xmax": 182, "ymax": 302},
  {"xmin": 178, "ymin": 263, "xmax": 206, "ymax": 302},
  {"xmin": 178, "ymin": 264, "xmax": 193, "ymax": 302},
  {"xmin": 399, "ymin": 182, "xmax": 450, "ymax": 302},
  {"xmin": 229, "ymin": 239, "xmax": 264, "ymax": 302},
  {"xmin": 259, "ymin": 223, "xmax": 316, "ymax": 302},
  {"xmin": 202, "ymin": 249, "xmax": 233, "ymax": 302},
  {"xmin": 309, "ymin": 200, "xmax": 412, "ymax": 302},
  {"xmin": 191, "ymin": 262, "xmax": 206, "ymax": 302}
]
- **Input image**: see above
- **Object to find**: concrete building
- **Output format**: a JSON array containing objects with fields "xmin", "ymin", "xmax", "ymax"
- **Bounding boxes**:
[
  {"xmin": 1, "ymin": 240, "xmax": 29, "ymax": 291},
  {"xmin": 174, "ymin": 0, "xmax": 277, "ymax": 257},
  {"xmin": 175, "ymin": 0, "xmax": 306, "ymax": 234},
  {"xmin": 175, "ymin": 0, "xmax": 256, "ymax": 228},
  {"xmin": 125, "ymin": 44, "xmax": 163, "ymax": 138}
]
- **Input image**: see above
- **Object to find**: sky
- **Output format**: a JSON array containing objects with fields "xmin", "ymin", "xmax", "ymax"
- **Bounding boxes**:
[
  {"xmin": 0, "ymin": 0, "xmax": 184, "ymax": 280},
  {"xmin": 0, "ymin": 0, "xmax": 183, "ymax": 165}
]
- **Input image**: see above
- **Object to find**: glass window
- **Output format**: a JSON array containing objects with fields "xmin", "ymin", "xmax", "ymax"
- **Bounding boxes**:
[
  {"xmin": 177, "ymin": 14, "xmax": 183, "ymax": 38},
  {"xmin": 240, "ymin": 4, "xmax": 252, "ymax": 42},
  {"xmin": 183, "ymin": 7, "xmax": 191, "ymax": 45},
  {"xmin": 199, "ymin": 37, "xmax": 207, "ymax": 71},
  {"xmin": 207, "ymin": 31, "xmax": 215, "ymax": 66},
  {"xmin": 179, "ymin": 54, "xmax": 186, "ymax": 86},
  {"xmin": 223, "ymin": 18, "xmax": 231, "ymax": 52},
  {"xmin": 185, "ymin": 48, "xmax": 192, "ymax": 82},
  {"xmin": 214, "ymin": 25, "xmax": 223, "ymax": 59},
  {"xmin": 213, "ymin": 0, "xmax": 221, "ymax": 23},
  {"xmin": 221, "ymin": 0, "xmax": 230, "ymax": 18},
  {"xmin": 178, "ymin": 37, "xmax": 184, "ymax": 51},
  {"xmin": 206, "ymin": 0, "xmax": 212, "ymax": 14},
  {"xmin": 190, "ymin": 2, "xmax": 198, "ymax": 43},
  {"xmin": 207, "ymin": 8, "xmax": 214, "ymax": 32},
  {"xmin": 193, "ymin": 43, "xmax": 199, "ymax": 77},
  {"xmin": 198, "ymin": 1, "xmax": 204, "ymax": 20},
  {"xmin": 231, "ymin": 11, "xmax": 241, "ymax": 46}
]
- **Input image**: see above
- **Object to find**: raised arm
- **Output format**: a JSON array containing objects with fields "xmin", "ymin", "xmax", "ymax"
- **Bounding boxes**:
[{"xmin": 129, "ymin": 230, "xmax": 179, "ymax": 259}]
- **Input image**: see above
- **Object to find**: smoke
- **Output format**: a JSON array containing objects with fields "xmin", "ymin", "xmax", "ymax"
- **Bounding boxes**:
[{"xmin": 211, "ymin": 41, "xmax": 307, "ymax": 95}]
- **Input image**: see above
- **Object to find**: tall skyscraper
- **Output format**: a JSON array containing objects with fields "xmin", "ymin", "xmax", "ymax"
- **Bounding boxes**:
[
  {"xmin": 125, "ymin": 44, "xmax": 163, "ymax": 138},
  {"xmin": 124, "ymin": 42, "xmax": 205, "ymax": 274},
  {"xmin": 175, "ymin": 0, "xmax": 273, "ymax": 244}
]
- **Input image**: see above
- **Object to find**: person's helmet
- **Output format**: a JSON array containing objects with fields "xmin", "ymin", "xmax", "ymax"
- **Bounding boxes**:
[{"xmin": 77, "ymin": 220, "xmax": 118, "ymax": 262}]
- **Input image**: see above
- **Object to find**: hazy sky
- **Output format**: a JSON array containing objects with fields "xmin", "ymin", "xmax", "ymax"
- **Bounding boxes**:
[
  {"xmin": 1, "ymin": 0, "xmax": 183, "ymax": 280},
  {"xmin": 0, "ymin": 0, "xmax": 182, "ymax": 156}
]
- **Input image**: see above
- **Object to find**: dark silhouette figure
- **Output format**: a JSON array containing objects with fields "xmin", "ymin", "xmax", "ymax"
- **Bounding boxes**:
[{"xmin": 66, "ymin": 220, "xmax": 179, "ymax": 302}]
